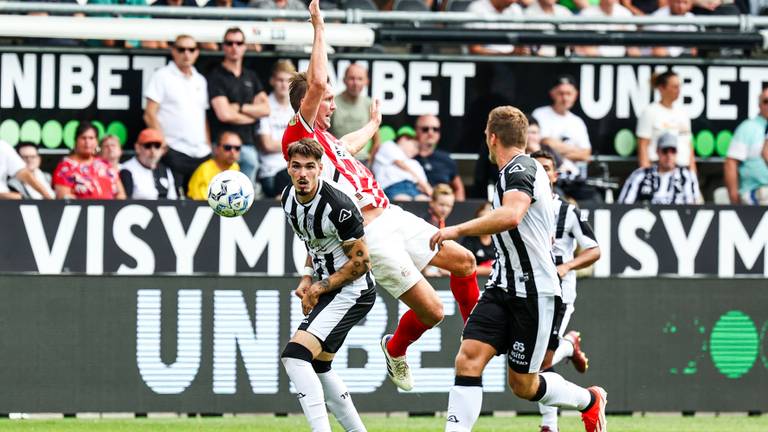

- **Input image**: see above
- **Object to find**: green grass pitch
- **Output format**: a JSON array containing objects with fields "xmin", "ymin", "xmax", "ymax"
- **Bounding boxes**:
[{"xmin": 1, "ymin": 415, "xmax": 766, "ymax": 431}]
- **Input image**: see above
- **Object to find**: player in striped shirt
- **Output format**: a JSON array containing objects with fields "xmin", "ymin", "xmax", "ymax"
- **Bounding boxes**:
[
  {"xmin": 282, "ymin": 0, "xmax": 480, "ymax": 392},
  {"xmin": 431, "ymin": 106, "xmax": 606, "ymax": 432}
]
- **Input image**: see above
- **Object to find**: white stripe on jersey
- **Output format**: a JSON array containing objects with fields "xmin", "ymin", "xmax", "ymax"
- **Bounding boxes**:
[{"xmin": 552, "ymin": 195, "xmax": 598, "ymax": 304}]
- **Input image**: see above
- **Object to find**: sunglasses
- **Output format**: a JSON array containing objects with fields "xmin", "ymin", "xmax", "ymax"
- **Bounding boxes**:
[
  {"xmin": 660, "ymin": 147, "xmax": 677, "ymax": 155},
  {"xmin": 141, "ymin": 142, "xmax": 163, "ymax": 150},
  {"xmin": 221, "ymin": 144, "xmax": 242, "ymax": 152},
  {"xmin": 419, "ymin": 126, "xmax": 440, "ymax": 133},
  {"xmin": 175, "ymin": 46, "xmax": 198, "ymax": 53},
  {"xmin": 223, "ymin": 40, "xmax": 245, "ymax": 47},
  {"xmin": 761, "ymin": 98, "xmax": 768, "ymax": 105}
]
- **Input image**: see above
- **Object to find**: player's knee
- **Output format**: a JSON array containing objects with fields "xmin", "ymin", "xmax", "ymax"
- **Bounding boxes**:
[
  {"xmin": 508, "ymin": 376, "xmax": 538, "ymax": 400},
  {"xmin": 454, "ymin": 350, "xmax": 484, "ymax": 376},
  {"xmin": 459, "ymin": 248, "xmax": 477, "ymax": 275},
  {"xmin": 420, "ymin": 302, "xmax": 444, "ymax": 327}
]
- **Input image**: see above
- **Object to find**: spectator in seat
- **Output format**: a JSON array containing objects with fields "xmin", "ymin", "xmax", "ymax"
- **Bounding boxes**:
[
  {"xmin": 208, "ymin": 27, "xmax": 270, "ymax": 189},
  {"xmin": 414, "ymin": 115, "xmax": 466, "ymax": 201},
  {"xmin": 257, "ymin": 60, "xmax": 298, "ymax": 198},
  {"xmin": 53, "ymin": 121, "xmax": 126, "ymax": 200},
  {"xmin": 619, "ymin": 132, "xmax": 700, "ymax": 204},
  {"xmin": 1, "ymin": 141, "xmax": 53, "ymax": 200},
  {"xmin": 635, "ymin": 70, "xmax": 696, "ymax": 173},
  {"xmin": 120, "ymin": 128, "xmax": 178, "ymax": 200},
  {"xmin": 724, "ymin": 87, "xmax": 768, "ymax": 205},
  {"xmin": 144, "ymin": 34, "xmax": 210, "ymax": 194},
  {"xmin": 465, "ymin": 0, "xmax": 527, "ymax": 55},
  {"xmin": 421, "ymin": 183, "xmax": 456, "ymax": 276},
  {"xmin": 532, "ymin": 75, "xmax": 594, "ymax": 201},
  {"xmin": 372, "ymin": 126, "xmax": 432, "ymax": 201},
  {"xmin": 575, "ymin": 0, "xmax": 641, "ymax": 57},
  {"xmin": 99, "ymin": 134, "xmax": 123, "ymax": 170},
  {"xmin": 188, "ymin": 131, "xmax": 242, "ymax": 200},
  {"xmin": 620, "ymin": 0, "xmax": 662, "ymax": 14},
  {"xmin": 524, "ymin": 0, "xmax": 573, "ymax": 57},
  {"xmin": 330, "ymin": 64, "xmax": 380, "ymax": 162},
  {"xmin": 646, "ymin": 0, "xmax": 698, "ymax": 57},
  {"xmin": 460, "ymin": 201, "xmax": 495, "ymax": 277}
]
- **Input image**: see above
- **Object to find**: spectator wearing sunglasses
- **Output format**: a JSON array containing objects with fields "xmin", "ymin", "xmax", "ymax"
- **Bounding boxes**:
[
  {"xmin": 144, "ymin": 34, "xmax": 210, "ymax": 195},
  {"xmin": 187, "ymin": 131, "xmax": 242, "ymax": 200},
  {"xmin": 413, "ymin": 115, "xmax": 466, "ymax": 201},
  {"xmin": 208, "ymin": 27, "xmax": 270, "ymax": 192},
  {"xmin": 619, "ymin": 132, "xmax": 701, "ymax": 204},
  {"xmin": 120, "ymin": 128, "xmax": 178, "ymax": 200},
  {"xmin": 724, "ymin": 86, "xmax": 768, "ymax": 205}
]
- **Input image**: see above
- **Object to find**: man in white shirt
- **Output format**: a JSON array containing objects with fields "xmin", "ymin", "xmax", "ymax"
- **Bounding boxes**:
[
  {"xmin": 144, "ymin": 34, "xmax": 211, "ymax": 194},
  {"xmin": 466, "ymin": 0, "xmax": 526, "ymax": 55},
  {"xmin": 647, "ymin": 0, "xmax": 698, "ymax": 57},
  {"xmin": 0, "ymin": 140, "xmax": 53, "ymax": 200},
  {"xmin": 258, "ymin": 59, "xmax": 297, "ymax": 198},
  {"xmin": 524, "ymin": 0, "xmax": 573, "ymax": 57},
  {"xmin": 120, "ymin": 128, "xmax": 178, "ymax": 200},
  {"xmin": 576, "ymin": 0, "xmax": 641, "ymax": 57}
]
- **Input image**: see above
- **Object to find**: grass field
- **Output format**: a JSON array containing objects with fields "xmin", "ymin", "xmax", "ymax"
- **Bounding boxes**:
[{"xmin": 1, "ymin": 415, "xmax": 766, "ymax": 431}]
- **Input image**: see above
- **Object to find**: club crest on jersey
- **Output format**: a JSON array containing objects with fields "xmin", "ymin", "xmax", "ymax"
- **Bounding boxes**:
[
  {"xmin": 338, "ymin": 209, "xmax": 352, "ymax": 223},
  {"xmin": 289, "ymin": 116, "xmax": 297, "ymax": 126},
  {"xmin": 508, "ymin": 164, "xmax": 525, "ymax": 174}
]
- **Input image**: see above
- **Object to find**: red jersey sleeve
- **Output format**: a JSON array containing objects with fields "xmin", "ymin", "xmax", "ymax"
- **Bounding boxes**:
[{"xmin": 281, "ymin": 113, "xmax": 316, "ymax": 160}]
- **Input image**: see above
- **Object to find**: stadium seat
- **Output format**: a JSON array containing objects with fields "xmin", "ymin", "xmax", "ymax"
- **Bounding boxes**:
[
  {"xmin": 393, "ymin": 0, "xmax": 429, "ymax": 11},
  {"xmin": 446, "ymin": 0, "xmax": 472, "ymax": 11},
  {"xmin": 343, "ymin": 0, "xmax": 378, "ymax": 10}
]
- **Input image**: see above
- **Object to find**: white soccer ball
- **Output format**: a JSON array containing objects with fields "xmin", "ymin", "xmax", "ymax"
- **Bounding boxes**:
[{"xmin": 207, "ymin": 170, "xmax": 255, "ymax": 217}]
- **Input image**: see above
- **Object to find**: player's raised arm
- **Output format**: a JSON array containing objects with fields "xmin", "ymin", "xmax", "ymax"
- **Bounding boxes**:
[{"xmin": 298, "ymin": 0, "xmax": 328, "ymax": 128}]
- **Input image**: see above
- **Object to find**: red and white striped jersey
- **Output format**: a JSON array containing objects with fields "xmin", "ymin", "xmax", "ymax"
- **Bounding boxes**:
[{"xmin": 282, "ymin": 113, "xmax": 389, "ymax": 209}]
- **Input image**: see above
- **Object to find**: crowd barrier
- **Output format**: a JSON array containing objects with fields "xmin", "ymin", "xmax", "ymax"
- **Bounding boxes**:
[{"xmin": 0, "ymin": 275, "xmax": 765, "ymax": 413}]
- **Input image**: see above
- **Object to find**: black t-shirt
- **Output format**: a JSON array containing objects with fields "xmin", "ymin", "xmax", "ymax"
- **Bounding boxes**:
[
  {"xmin": 207, "ymin": 63, "xmax": 265, "ymax": 146},
  {"xmin": 415, "ymin": 149, "xmax": 457, "ymax": 186},
  {"xmin": 461, "ymin": 236, "xmax": 495, "ymax": 266}
]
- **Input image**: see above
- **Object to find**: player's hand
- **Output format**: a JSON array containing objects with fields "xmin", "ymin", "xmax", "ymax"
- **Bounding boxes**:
[
  {"xmin": 370, "ymin": 98, "xmax": 382, "ymax": 127},
  {"xmin": 295, "ymin": 276, "xmax": 312, "ymax": 300},
  {"xmin": 309, "ymin": 0, "xmax": 324, "ymax": 28},
  {"xmin": 429, "ymin": 226, "xmax": 460, "ymax": 251},
  {"xmin": 302, "ymin": 283, "xmax": 322, "ymax": 315},
  {"xmin": 556, "ymin": 264, "xmax": 570, "ymax": 279}
]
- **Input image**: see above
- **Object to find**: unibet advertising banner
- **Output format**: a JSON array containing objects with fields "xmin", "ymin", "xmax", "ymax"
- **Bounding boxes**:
[
  {"xmin": 0, "ymin": 200, "xmax": 766, "ymax": 278},
  {"xmin": 0, "ymin": 49, "xmax": 766, "ymax": 155},
  {"xmin": 0, "ymin": 275, "xmax": 765, "ymax": 413}
]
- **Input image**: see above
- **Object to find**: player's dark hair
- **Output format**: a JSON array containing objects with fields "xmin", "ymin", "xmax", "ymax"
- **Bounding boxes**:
[
  {"xmin": 287, "ymin": 138, "xmax": 324, "ymax": 161},
  {"xmin": 289, "ymin": 72, "xmax": 308, "ymax": 113},
  {"xmin": 487, "ymin": 106, "xmax": 528, "ymax": 149},
  {"xmin": 223, "ymin": 27, "xmax": 244, "ymax": 42},
  {"xmin": 652, "ymin": 70, "xmax": 677, "ymax": 89},
  {"xmin": 531, "ymin": 149, "xmax": 557, "ymax": 168}
]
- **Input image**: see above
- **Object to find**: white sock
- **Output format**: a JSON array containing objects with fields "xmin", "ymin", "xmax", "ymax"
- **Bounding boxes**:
[
  {"xmin": 551, "ymin": 338, "xmax": 574, "ymax": 366},
  {"xmin": 281, "ymin": 357, "xmax": 331, "ymax": 432},
  {"xmin": 317, "ymin": 370, "xmax": 366, "ymax": 432},
  {"xmin": 537, "ymin": 372, "xmax": 591, "ymax": 411},
  {"xmin": 538, "ymin": 403, "xmax": 558, "ymax": 431},
  {"xmin": 445, "ymin": 377, "xmax": 483, "ymax": 432}
]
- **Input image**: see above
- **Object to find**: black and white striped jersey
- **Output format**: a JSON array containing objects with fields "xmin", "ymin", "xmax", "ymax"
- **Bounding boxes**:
[
  {"xmin": 618, "ymin": 165, "xmax": 700, "ymax": 204},
  {"xmin": 487, "ymin": 154, "xmax": 560, "ymax": 298},
  {"xmin": 552, "ymin": 195, "xmax": 598, "ymax": 304},
  {"xmin": 281, "ymin": 179, "xmax": 374, "ymax": 288}
]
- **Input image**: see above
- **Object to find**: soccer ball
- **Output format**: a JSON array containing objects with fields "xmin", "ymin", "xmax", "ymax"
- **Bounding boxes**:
[{"xmin": 207, "ymin": 170, "xmax": 254, "ymax": 217}]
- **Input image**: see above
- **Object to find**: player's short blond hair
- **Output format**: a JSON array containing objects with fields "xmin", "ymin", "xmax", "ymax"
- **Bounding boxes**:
[
  {"xmin": 487, "ymin": 106, "xmax": 528, "ymax": 149},
  {"xmin": 431, "ymin": 183, "xmax": 454, "ymax": 202}
]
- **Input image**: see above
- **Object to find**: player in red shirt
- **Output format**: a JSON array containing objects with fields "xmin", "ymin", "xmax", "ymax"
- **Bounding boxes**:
[{"xmin": 283, "ymin": 0, "xmax": 480, "ymax": 392}]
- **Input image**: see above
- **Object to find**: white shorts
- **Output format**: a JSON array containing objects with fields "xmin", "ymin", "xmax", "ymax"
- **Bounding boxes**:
[
  {"xmin": 558, "ymin": 302, "xmax": 576, "ymax": 338},
  {"xmin": 364, "ymin": 205, "xmax": 439, "ymax": 298}
]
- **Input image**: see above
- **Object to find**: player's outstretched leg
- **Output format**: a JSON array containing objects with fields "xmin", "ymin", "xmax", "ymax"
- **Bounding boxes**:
[
  {"xmin": 520, "ymin": 372, "xmax": 606, "ymax": 432},
  {"xmin": 428, "ymin": 240, "xmax": 479, "ymax": 323},
  {"xmin": 382, "ymin": 278, "xmax": 444, "ymax": 391},
  {"xmin": 445, "ymin": 339, "xmax": 496, "ymax": 432},
  {"xmin": 313, "ymin": 359, "xmax": 366, "ymax": 432}
]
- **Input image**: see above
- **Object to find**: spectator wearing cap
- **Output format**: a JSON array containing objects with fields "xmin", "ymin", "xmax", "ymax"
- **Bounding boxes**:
[
  {"xmin": 120, "ymin": 129, "xmax": 178, "ymax": 200},
  {"xmin": 257, "ymin": 60, "xmax": 297, "ymax": 198},
  {"xmin": 414, "ymin": 115, "xmax": 466, "ymax": 201},
  {"xmin": 724, "ymin": 86, "xmax": 768, "ymax": 205},
  {"xmin": 330, "ymin": 64, "xmax": 380, "ymax": 162},
  {"xmin": 53, "ymin": 121, "xmax": 126, "ymax": 200},
  {"xmin": 618, "ymin": 132, "xmax": 701, "ymax": 204},
  {"xmin": 2, "ymin": 141, "xmax": 54, "ymax": 200},
  {"xmin": 532, "ymin": 75, "xmax": 594, "ymax": 200},
  {"xmin": 208, "ymin": 27, "xmax": 270, "ymax": 188},
  {"xmin": 99, "ymin": 134, "xmax": 123, "ymax": 170},
  {"xmin": 372, "ymin": 126, "xmax": 432, "ymax": 201},
  {"xmin": 144, "ymin": 34, "xmax": 210, "ymax": 194},
  {"xmin": 188, "ymin": 131, "xmax": 242, "ymax": 201}
]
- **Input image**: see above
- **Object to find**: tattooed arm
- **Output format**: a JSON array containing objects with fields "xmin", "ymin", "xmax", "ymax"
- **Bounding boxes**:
[{"xmin": 302, "ymin": 237, "xmax": 370, "ymax": 315}]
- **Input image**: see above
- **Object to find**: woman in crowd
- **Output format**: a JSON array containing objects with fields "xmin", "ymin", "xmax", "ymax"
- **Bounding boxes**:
[
  {"xmin": 53, "ymin": 121, "xmax": 126, "ymax": 200},
  {"xmin": 459, "ymin": 201, "xmax": 495, "ymax": 277},
  {"xmin": 99, "ymin": 134, "xmax": 123, "ymax": 170}
]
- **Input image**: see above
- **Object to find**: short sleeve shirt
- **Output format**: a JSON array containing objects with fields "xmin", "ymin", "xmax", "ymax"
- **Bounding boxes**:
[
  {"xmin": 207, "ymin": 63, "xmax": 265, "ymax": 146},
  {"xmin": 52, "ymin": 156, "xmax": 120, "ymax": 199},
  {"xmin": 635, "ymin": 102, "xmax": 693, "ymax": 167},
  {"xmin": 727, "ymin": 116, "xmax": 768, "ymax": 194},
  {"xmin": 415, "ymin": 150, "xmax": 457, "ymax": 186},
  {"xmin": 0, "ymin": 140, "xmax": 25, "ymax": 193}
]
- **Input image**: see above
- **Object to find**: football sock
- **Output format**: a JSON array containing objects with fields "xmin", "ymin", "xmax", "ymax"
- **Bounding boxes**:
[
  {"xmin": 281, "ymin": 343, "xmax": 330, "ymax": 432},
  {"xmin": 445, "ymin": 376, "xmax": 483, "ymax": 432},
  {"xmin": 538, "ymin": 403, "xmax": 559, "ymax": 431},
  {"xmin": 449, "ymin": 271, "xmax": 480, "ymax": 323},
  {"xmin": 551, "ymin": 338, "xmax": 574, "ymax": 366},
  {"xmin": 387, "ymin": 309, "xmax": 432, "ymax": 357},
  {"xmin": 313, "ymin": 361, "xmax": 366, "ymax": 432},
  {"xmin": 534, "ymin": 372, "xmax": 592, "ymax": 411}
]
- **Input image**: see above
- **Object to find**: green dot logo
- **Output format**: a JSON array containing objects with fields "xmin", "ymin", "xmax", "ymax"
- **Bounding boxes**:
[
  {"xmin": 0, "ymin": 119, "xmax": 20, "ymax": 146},
  {"xmin": 709, "ymin": 310, "xmax": 758, "ymax": 379}
]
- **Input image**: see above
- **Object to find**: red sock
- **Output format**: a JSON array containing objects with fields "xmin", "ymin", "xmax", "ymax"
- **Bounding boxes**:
[
  {"xmin": 387, "ymin": 309, "xmax": 431, "ymax": 357},
  {"xmin": 450, "ymin": 271, "xmax": 480, "ymax": 323}
]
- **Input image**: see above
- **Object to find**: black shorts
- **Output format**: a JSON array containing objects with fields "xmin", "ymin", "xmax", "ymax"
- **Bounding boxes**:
[
  {"xmin": 298, "ymin": 280, "xmax": 376, "ymax": 353},
  {"xmin": 547, "ymin": 296, "xmax": 566, "ymax": 351},
  {"xmin": 462, "ymin": 288, "xmax": 555, "ymax": 374}
]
